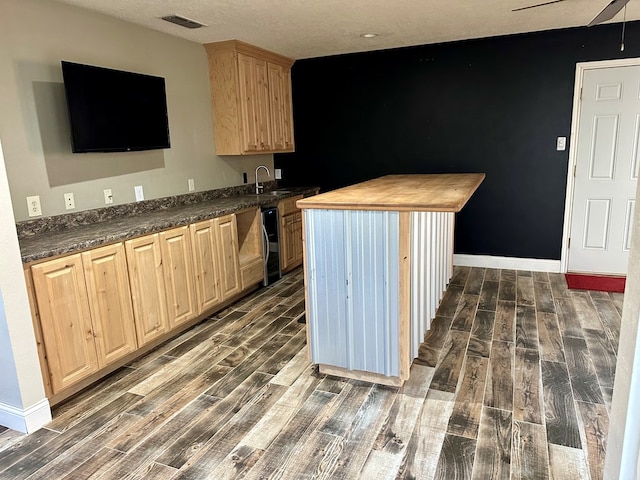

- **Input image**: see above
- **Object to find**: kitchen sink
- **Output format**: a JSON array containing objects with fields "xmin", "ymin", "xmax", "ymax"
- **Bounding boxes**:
[{"xmin": 262, "ymin": 190, "xmax": 291, "ymax": 195}]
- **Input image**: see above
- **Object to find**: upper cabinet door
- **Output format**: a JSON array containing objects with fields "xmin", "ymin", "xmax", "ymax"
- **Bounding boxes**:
[
  {"xmin": 31, "ymin": 254, "xmax": 99, "ymax": 394},
  {"xmin": 204, "ymin": 40, "xmax": 295, "ymax": 155},
  {"xmin": 269, "ymin": 63, "xmax": 295, "ymax": 152},
  {"xmin": 82, "ymin": 243, "xmax": 138, "ymax": 367}
]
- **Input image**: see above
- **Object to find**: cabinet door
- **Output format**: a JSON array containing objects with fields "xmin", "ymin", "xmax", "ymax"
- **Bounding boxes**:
[
  {"xmin": 159, "ymin": 226, "xmax": 198, "ymax": 328},
  {"xmin": 215, "ymin": 214, "xmax": 242, "ymax": 299},
  {"xmin": 237, "ymin": 53, "xmax": 260, "ymax": 153},
  {"xmin": 125, "ymin": 234, "xmax": 170, "ymax": 346},
  {"xmin": 280, "ymin": 213, "xmax": 297, "ymax": 272},
  {"xmin": 254, "ymin": 57, "xmax": 272, "ymax": 151},
  {"xmin": 31, "ymin": 254, "xmax": 98, "ymax": 394},
  {"xmin": 269, "ymin": 63, "xmax": 294, "ymax": 152},
  {"xmin": 82, "ymin": 243, "xmax": 137, "ymax": 367},
  {"xmin": 190, "ymin": 219, "xmax": 223, "ymax": 313}
]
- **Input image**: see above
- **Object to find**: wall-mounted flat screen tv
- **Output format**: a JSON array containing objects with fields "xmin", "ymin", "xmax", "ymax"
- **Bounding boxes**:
[{"xmin": 61, "ymin": 61, "xmax": 171, "ymax": 153}]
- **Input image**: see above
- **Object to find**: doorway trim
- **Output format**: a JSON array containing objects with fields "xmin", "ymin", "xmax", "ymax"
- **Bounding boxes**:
[{"xmin": 560, "ymin": 57, "xmax": 640, "ymax": 273}]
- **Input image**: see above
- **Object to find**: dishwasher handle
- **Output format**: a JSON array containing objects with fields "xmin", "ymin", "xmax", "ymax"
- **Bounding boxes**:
[{"xmin": 262, "ymin": 223, "xmax": 269, "ymax": 266}]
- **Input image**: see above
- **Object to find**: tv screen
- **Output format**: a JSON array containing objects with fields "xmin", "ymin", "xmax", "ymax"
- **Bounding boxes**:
[{"xmin": 61, "ymin": 61, "xmax": 171, "ymax": 153}]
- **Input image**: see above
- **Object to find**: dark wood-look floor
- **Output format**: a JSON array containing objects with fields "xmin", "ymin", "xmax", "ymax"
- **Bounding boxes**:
[{"xmin": 0, "ymin": 266, "xmax": 621, "ymax": 479}]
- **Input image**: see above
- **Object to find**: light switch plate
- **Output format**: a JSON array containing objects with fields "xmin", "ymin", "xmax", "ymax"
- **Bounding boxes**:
[
  {"xmin": 556, "ymin": 136, "xmax": 567, "ymax": 151},
  {"xmin": 188, "ymin": 178, "xmax": 195, "ymax": 192},
  {"xmin": 275, "ymin": 168, "xmax": 282, "ymax": 180}
]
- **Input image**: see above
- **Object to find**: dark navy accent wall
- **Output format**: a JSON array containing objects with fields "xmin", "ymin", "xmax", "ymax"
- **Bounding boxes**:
[{"xmin": 275, "ymin": 22, "xmax": 640, "ymax": 260}]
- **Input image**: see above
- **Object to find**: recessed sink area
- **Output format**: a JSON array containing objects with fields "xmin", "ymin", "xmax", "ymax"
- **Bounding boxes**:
[{"xmin": 262, "ymin": 190, "xmax": 291, "ymax": 196}]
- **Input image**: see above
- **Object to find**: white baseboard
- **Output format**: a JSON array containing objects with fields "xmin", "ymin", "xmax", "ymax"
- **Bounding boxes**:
[
  {"xmin": 453, "ymin": 254, "xmax": 562, "ymax": 273},
  {"xmin": 0, "ymin": 398, "xmax": 51, "ymax": 433}
]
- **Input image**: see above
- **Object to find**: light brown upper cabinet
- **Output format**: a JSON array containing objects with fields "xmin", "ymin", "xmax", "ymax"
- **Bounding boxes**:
[{"xmin": 204, "ymin": 40, "xmax": 295, "ymax": 155}]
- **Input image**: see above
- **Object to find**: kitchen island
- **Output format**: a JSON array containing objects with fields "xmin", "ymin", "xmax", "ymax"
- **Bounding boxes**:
[{"xmin": 297, "ymin": 173, "xmax": 485, "ymax": 386}]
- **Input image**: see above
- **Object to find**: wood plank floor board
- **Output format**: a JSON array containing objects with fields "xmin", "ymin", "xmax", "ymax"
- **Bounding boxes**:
[
  {"xmin": 436, "ymin": 284, "xmax": 465, "ymax": 317},
  {"xmin": 515, "ymin": 305, "xmax": 538, "ymax": 351},
  {"xmin": 471, "ymin": 407, "xmax": 512, "ymax": 480},
  {"xmin": 433, "ymin": 434, "xmax": 476, "ymax": 480},
  {"xmin": 451, "ymin": 294, "xmax": 480, "ymax": 332},
  {"xmin": 107, "ymin": 365, "xmax": 231, "ymax": 454},
  {"xmin": 548, "ymin": 273, "xmax": 570, "ymax": 299},
  {"xmin": 563, "ymin": 336, "xmax": 605, "ymax": 405},
  {"xmin": 569, "ymin": 291, "xmax": 602, "ymax": 331},
  {"xmin": 415, "ymin": 316, "xmax": 454, "ymax": 367},
  {"xmin": 396, "ymin": 389, "xmax": 456, "ymax": 480},
  {"xmin": 0, "ymin": 392, "xmax": 142, "ymax": 480},
  {"xmin": 242, "ymin": 370, "xmax": 323, "ymax": 450},
  {"xmin": 484, "ymin": 340, "xmax": 514, "ymax": 412},
  {"xmin": 282, "ymin": 298, "xmax": 306, "ymax": 318},
  {"xmin": 26, "ymin": 412, "xmax": 142, "ymax": 480},
  {"xmin": 206, "ymin": 334, "xmax": 290, "ymax": 398},
  {"xmin": 516, "ymin": 275, "xmax": 535, "ymax": 307},
  {"xmin": 576, "ymin": 400, "xmax": 609, "ymax": 480},
  {"xmin": 466, "ymin": 336, "xmax": 492, "ymax": 358},
  {"xmin": 471, "ymin": 309, "xmax": 495, "ymax": 343},
  {"xmin": 0, "ymin": 266, "xmax": 621, "ymax": 480},
  {"xmin": 317, "ymin": 385, "xmax": 398, "ymax": 480},
  {"xmin": 167, "ymin": 382, "xmax": 287, "ymax": 479},
  {"xmin": 537, "ymin": 312, "xmax": 565, "ymax": 363},
  {"xmin": 534, "ymin": 280, "xmax": 555, "ymax": 313},
  {"xmin": 548, "ymin": 444, "xmax": 590, "ymax": 480},
  {"xmin": 540, "ymin": 360, "xmax": 582, "ymax": 449},
  {"xmin": 583, "ymin": 328, "xmax": 617, "ymax": 391},
  {"xmin": 447, "ymin": 356, "xmax": 489, "ymax": 439},
  {"xmin": 154, "ymin": 371, "xmax": 274, "ymax": 469},
  {"xmin": 450, "ymin": 265, "xmax": 471, "ymax": 286},
  {"xmin": 511, "ymin": 421, "xmax": 550, "ymax": 480},
  {"xmin": 514, "ymin": 348, "xmax": 543, "ymax": 424},
  {"xmin": 464, "ymin": 267, "xmax": 485, "ymax": 295},
  {"xmin": 430, "ymin": 330, "xmax": 471, "ymax": 393},
  {"xmin": 58, "ymin": 447, "xmax": 125, "ymax": 480},
  {"xmin": 498, "ymin": 278, "xmax": 516, "ymax": 302},
  {"xmin": 494, "ymin": 300, "xmax": 516, "ymax": 343},
  {"xmin": 590, "ymin": 296, "xmax": 622, "ymax": 353},
  {"xmin": 478, "ymin": 280, "xmax": 499, "ymax": 312}
]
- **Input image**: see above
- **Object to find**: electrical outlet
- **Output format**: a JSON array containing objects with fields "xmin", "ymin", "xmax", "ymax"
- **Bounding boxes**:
[
  {"xmin": 64, "ymin": 192, "xmax": 75, "ymax": 210},
  {"xmin": 26, "ymin": 195, "xmax": 42, "ymax": 217},
  {"xmin": 134, "ymin": 185, "xmax": 144, "ymax": 202},
  {"xmin": 188, "ymin": 178, "xmax": 195, "ymax": 192},
  {"xmin": 275, "ymin": 168, "xmax": 282, "ymax": 180},
  {"xmin": 104, "ymin": 189, "xmax": 113, "ymax": 205}
]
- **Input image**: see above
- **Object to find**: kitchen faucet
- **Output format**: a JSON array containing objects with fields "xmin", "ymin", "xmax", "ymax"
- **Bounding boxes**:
[{"xmin": 255, "ymin": 165, "xmax": 270, "ymax": 194}]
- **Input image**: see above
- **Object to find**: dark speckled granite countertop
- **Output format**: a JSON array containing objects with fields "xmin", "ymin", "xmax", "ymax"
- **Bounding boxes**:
[{"xmin": 18, "ymin": 186, "xmax": 318, "ymax": 264}]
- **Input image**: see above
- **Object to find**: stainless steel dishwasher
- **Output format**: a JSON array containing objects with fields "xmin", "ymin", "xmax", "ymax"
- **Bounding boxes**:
[{"xmin": 261, "ymin": 206, "xmax": 281, "ymax": 286}]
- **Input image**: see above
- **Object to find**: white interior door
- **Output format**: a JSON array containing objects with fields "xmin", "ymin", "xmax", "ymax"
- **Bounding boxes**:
[{"xmin": 568, "ymin": 65, "xmax": 640, "ymax": 275}]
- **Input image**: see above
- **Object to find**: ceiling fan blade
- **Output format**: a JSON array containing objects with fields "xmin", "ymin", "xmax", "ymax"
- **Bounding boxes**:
[
  {"xmin": 512, "ymin": 0, "xmax": 566, "ymax": 12},
  {"xmin": 588, "ymin": 0, "xmax": 631, "ymax": 26}
]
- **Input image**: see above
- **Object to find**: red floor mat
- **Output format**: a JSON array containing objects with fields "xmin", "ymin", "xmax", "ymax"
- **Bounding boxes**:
[{"xmin": 565, "ymin": 273, "xmax": 626, "ymax": 293}]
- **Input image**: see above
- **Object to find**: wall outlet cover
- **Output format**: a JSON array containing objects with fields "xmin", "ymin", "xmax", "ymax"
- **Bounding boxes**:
[
  {"xmin": 188, "ymin": 178, "xmax": 195, "ymax": 192},
  {"xmin": 275, "ymin": 169, "xmax": 282, "ymax": 180},
  {"xmin": 134, "ymin": 185, "xmax": 144, "ymax": 202},
  {"xmin": 26, "ymin": 195, "xmax": 41, "ymax": 217},
  {"xmin": 104, "ymin": 189, "xmax": 113, "ymax": 205},
  {"xmin": 64, "ymin": 192, "xmax": 75, "ymax": 210}
]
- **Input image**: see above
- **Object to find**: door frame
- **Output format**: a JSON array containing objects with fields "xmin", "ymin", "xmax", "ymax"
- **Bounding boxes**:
[{"xmin": 560, "ymin": 57, "xmax": 640, "ymax": 273}]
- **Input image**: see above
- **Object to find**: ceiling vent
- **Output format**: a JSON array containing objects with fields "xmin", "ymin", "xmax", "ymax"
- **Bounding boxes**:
[{"xmin": 161, "ymin": 14, "xmax": 206, "ymax": 29}]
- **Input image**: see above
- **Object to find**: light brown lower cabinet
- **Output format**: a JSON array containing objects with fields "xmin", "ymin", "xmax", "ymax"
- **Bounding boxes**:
[
  {"xmin": 31, "ymin": 243, "xmax": 137, "ymax": 394},
  {"xmin": 279, "ymin": 195, "xmax": 304, "ymax": 273},
  {"xmin": 28, "ymin": 207, "xmax": 264, "ymax": 401}
]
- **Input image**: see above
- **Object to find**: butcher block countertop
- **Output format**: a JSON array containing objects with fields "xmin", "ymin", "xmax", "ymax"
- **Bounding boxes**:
[{"xmin": 296, "ymin": 173, "xmax": 485, "ymax": 212}]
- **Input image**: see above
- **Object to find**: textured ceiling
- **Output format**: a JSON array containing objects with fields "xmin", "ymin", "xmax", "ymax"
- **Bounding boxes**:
[{"xmin": 53, "ymin": 0, "xmax": 640, "ymax": 59}]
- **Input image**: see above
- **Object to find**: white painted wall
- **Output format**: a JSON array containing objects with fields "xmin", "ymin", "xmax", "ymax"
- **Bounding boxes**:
[
  {"xmin": 1, "ymin": 0, "xmax": 273, "ymax": 222},
  {"xmin": 0, "ymin": 139, "xmax": 51, "ymax": 432},
  {"xmin": 604, "ymin": 169, "xmax": 640, "ymax": 478}
]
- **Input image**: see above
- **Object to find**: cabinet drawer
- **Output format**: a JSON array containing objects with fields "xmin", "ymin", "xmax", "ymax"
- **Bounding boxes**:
[
  {"xmin": 241, "ymin": 257, "xmax": 264, "ymax": 289},
  {"xmin": 278, "ymin": 195, "xmax": 302, "ymax": 216}
]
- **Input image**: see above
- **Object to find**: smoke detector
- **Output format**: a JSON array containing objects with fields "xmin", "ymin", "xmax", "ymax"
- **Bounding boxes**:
[{"xmin": 161, "ymin": 14, "xmax": 207, "ymax": 29}]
